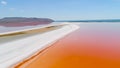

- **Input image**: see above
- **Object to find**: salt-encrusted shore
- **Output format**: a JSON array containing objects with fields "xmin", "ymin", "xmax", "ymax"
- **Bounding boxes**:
[{"xmin": 0, "ymin": 23, "xmax": 79, "ymax": 68}]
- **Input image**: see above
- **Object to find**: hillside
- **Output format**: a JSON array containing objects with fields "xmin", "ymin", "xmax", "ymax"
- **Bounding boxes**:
[{"xmin": 0, "ymin": 17, "xmax": 54, "ymax": 27}]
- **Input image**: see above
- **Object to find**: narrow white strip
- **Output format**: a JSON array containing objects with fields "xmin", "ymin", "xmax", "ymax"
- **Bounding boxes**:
[{"xmin": 0, "ymin": 24, "xmax": 79, "ymax": 68}]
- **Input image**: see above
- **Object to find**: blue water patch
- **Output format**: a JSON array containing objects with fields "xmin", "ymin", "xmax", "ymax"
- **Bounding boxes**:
[{"xmin": 55, "ymin": 19, "xmax": 120, "ymax": 23}]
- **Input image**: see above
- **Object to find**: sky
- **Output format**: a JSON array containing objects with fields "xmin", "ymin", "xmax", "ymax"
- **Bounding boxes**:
[{"xmin": 0, "ymin": 0, "xmax": 120, "ymax": 20}]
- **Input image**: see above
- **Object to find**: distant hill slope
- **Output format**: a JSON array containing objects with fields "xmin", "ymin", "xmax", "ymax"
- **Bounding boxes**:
[{"xmin": 0, "ymin": 17, "xmax": 54, "ymax": 27}]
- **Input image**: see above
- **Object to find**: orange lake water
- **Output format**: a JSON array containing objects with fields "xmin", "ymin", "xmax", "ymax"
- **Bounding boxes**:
[{"xmin": 16, "ymin": 23, "xmax": 120, "ymax": 68}]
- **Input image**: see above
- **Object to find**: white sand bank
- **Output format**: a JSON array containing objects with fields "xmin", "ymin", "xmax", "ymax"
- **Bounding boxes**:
[{"xmin": 0, "ymin": 23, "xmax": 79, "ymax": 68}]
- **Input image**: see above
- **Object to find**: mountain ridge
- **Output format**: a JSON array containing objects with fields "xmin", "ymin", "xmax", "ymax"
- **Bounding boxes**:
[{"xmin": 0, "ymin": 17, "xmax": 54, "ymax": 27}]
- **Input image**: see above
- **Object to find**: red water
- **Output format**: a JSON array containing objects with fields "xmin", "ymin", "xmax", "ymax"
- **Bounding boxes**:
[{"xmin": 18, "ymin": 23, "xmax": 120, "ymax": 68}]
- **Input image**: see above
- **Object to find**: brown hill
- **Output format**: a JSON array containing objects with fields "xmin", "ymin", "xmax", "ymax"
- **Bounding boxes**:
[{"xmin": 0, "ymin": 17, "xmax": 54, "ymax": 27}]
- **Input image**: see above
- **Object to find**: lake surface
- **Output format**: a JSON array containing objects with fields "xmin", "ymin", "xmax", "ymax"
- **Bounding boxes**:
[
  {"xmin": 0, "ymin": 24, "xmax": 55, "ymax": 33},
  {"xmin": 0, "ymin": 25, "xmax": 43, "ymax": 33},
  {"xmin": 18, "ymin": 23, "xmax": 120, "ymax": 68}
]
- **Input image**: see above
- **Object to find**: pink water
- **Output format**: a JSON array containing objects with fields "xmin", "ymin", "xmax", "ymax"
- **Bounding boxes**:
[{"xmin": 17, "ymin": 23, "xmax": 120, "ymax": 68}]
